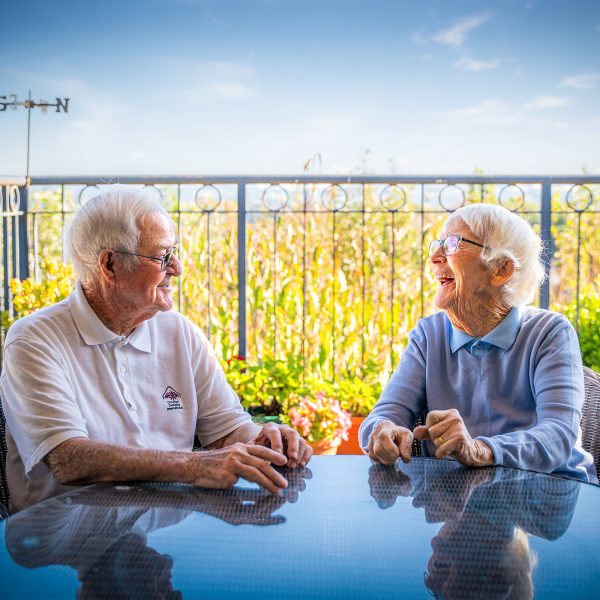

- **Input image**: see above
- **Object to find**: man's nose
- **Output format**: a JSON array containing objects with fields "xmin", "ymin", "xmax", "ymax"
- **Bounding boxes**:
[{"xmin": 167, "ymin": 253, "xmax": 183, "ymax": 276}]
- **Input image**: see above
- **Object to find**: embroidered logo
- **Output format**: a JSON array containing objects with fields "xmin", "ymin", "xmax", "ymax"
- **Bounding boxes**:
[{"xmin": 163, "ymin": 386, "xmax": 183, "ymax": 411}]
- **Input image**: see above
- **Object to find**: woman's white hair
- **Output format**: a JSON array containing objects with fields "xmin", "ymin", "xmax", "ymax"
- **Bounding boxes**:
[
  {"xmin": 66, "ymin": 185, "xmax": 172, "ymax": 282},
  {"xmin": 451, "ymin": 203, "xmax": 545, "ymax": 307}
]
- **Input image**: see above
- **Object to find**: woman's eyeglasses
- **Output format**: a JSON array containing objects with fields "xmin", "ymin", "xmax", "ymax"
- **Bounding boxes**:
[
  {"xmin": 428, "ymin": 235, "xmax": 488, "ymax": 256},
  {"xmin": 114, "ymin": 246, "xmax": 178, "ymax": 271}
]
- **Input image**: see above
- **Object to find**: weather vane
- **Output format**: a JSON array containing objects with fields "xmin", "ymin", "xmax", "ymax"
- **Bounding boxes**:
[{"xmin": 0, "ymin": 90, "xmax": 70, "ymax": 185}]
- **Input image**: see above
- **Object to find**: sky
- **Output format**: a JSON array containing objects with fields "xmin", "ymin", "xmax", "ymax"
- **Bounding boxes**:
[{"xmin": 1, "ymin": 0, "xmax": 600, "ymax": 177}]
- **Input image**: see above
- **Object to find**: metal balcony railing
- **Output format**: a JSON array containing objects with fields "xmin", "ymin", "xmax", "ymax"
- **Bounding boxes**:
[{"xmin": 1, "ymin": 175, "xmax": 599, "ymax": 376}]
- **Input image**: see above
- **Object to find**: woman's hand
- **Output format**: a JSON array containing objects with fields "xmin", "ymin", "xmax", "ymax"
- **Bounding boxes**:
[
  {"xmin": 413, "ymin": 409, "xmax": 494, "ymax": 467},
  {"xmin": 367, "ymin": 420, "xmax": 414, "ymax": 465}
]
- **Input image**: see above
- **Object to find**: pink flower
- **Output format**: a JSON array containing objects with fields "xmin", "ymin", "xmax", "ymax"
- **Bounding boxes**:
[{"xmin": 282, "ymin": 392, "xmax": 352, "ymax": 443}]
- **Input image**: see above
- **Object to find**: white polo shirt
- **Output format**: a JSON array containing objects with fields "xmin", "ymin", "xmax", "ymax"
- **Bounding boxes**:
[{"xmin": 0, "ymin": 281, "xmax": 251, "ymax": 511}]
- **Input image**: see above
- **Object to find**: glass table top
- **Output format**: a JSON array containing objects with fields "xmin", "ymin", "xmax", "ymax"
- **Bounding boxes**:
[{"xmin": 0, "ymin": 455, "xmax": 599, "ymax": 599}]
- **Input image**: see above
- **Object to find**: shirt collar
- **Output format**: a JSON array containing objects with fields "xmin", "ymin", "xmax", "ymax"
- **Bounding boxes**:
[
  {"xmin": 448, "ymin": 306, "xmax": 522, "ymax": 353},
  {"xmin": 70, "ymin": 280, "xmax": 151, "ymax": 352}
]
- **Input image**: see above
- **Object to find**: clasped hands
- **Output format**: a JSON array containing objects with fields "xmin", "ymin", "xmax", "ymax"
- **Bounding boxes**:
[
  {"xmin": 193, "ymin": 422, "xmax": 312, "ymax": 495},
  {"xmin": 367, "ymin": 409, "xmax": 494, "ymax": 467}
]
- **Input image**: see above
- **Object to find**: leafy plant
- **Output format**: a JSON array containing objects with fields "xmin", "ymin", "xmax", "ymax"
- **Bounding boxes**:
[
  {"xmin": 281, "ymin": 391, "xmax": 352, "ymax": 443},
  {"xmin": 1, "ymin": 257, "xmax": 75, "ymax": 329},
  {"xmin": 223, "ymin": 355, "xmax": 307, "ymax": 416},
  {"xmin": 318, "ymin": 376, "xmax": 381, "ymax": 417},
  {"xmin": 561, "ymin": 286, "xmax": 600, "ymax": 371}
]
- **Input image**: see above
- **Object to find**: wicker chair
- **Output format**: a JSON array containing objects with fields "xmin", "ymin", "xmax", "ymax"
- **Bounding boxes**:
[{"xmin": 582, "ymin": 366, "xmax": 600, "ymax": 480}]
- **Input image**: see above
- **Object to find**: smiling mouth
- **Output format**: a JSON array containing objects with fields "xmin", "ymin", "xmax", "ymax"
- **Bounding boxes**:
[{"xmin": 437, "ymin": 276, "xmax": 455, "ymax": 287}]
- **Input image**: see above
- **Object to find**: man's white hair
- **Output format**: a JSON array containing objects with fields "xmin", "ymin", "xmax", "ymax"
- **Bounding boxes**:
[
  {"xmin": 451, "ymin": 203, "xmax": 545, "ymax": 307},
  {"xmin": 66, "ymin": 185, "xmax": 172, "ymax": 282}
]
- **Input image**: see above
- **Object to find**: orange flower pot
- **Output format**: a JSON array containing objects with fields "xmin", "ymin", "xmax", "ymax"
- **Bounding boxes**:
[
  {"xmin": 336, "ymin": 416, "xmax": 366, "ymax": 455},
  {"xmin": 309, "ymin": 438, "xmax": 342, "ymax": 455}
]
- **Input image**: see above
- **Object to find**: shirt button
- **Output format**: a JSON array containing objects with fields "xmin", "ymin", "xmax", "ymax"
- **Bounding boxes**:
[{"xmin": 120, "ymin": 366, "xmax": 127, "ymax": 374}]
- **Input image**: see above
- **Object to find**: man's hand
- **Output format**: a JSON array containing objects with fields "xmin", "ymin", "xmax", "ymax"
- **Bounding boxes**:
[
  {"xmin": 189, "ymin": 466, "xmax": 313, "ymax": 526},
  {"xmin": 187, "ymin": 443, "xmax": 290, "ymax": 494},
  {"xmin": 252, "ymin": 422, "xmax": 313, "ymax": 469},
  {"xmin": 412, "ymin": 409, "xmax": 494, "ymax": 467},
  {"xmin": 367, "ymin": 420, "xmax": 414, "ymax": 465}
]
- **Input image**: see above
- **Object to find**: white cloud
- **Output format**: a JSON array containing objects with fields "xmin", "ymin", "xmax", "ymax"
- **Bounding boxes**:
[
  {"xmin": 432, "ymin": 12, "xmax": 492, "ymax": 47},
  {"xmin": 152, "ymin": 58, "xmax": 258, "ymax": 106},
  {"xmin": 436, "ymin": 99, "xmax": 515, "ymax": 123},
  {"xmin": 207, "ymin": 81, "xmax": 255, "ymax": 99},
  {"xmin": 412, "ymin": 29, "xmax": 429, "ymax": 45},
  {"xmin": 455, "ymin": 57, "xmax": 500, "ymax": 71},
  {"xmin": 559, "ymin": 73, "xmax": 600, "ymax": 89},
  {"xmin": 521, "ymin": 96, "xmax": 568, "ymax": 110}
]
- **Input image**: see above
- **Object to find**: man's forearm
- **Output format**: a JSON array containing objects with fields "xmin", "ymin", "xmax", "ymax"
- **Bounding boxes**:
[
  {"xmin": 45, "ymin": 437, "xmax": 195, "ymax": 486},
  {"xmin": 207, "ymin": 422, "xmax": 262, "ymax": 449}
]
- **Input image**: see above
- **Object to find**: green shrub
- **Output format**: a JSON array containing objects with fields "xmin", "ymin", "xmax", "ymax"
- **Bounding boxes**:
[
  {"xmin": 562, "ymin": 287, "xmax": 600, "ymax": 372},
  {"xmin": 223, "ymin": 355, "xmax": 307, "ymax": 416},
  {"xmin": 1, "ymin": 257, "xmax": 74, "ymax": 330}
]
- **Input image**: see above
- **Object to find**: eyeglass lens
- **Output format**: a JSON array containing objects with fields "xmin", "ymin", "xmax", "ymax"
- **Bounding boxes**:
[
  {"xmin": 429, "ymin": 235, "xmax": 460, "ymax": 256},
  {"xmin": 443, "ymin": 235, "xmax": 459, "ymax": 254},
  {"xmin": 162, "ymin": 247, "xmax": 176, "ymax": 269}
]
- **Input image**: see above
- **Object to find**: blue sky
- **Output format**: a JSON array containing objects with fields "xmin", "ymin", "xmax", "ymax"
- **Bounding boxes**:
[{"xmin": 1, "ymin": 0, "xmax": 600, "ymax": 176}]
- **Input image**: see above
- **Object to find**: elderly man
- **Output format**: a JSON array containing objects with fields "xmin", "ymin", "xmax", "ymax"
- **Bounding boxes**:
[
  {"xmin": 0, "ymin": 186, "xmax": 311, "ymax": 512},
  {"xmin": 360, "ymin": 203, "xmax": 596, "ymax": 483}
]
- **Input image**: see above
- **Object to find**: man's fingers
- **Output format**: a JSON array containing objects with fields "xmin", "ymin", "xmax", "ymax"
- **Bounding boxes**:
[
  {"xmin": 257, "ymin": 424, "xmax": 308, "ymax": 468},
  {"xmin": 298, "ymin": 444, "xmax": 313, "ymax": 468},
  {"xmin": 257, "ymin": 424, "xmax": 284, "ymax": 454},
  {"xmin": 246, "ymin": 443, "xmax": 288, "ymax": 466},
  {"xmin": 237, "ymin": 462, "xmax": 289, "ymax": 494},
  {"xmin": 280, "ymin": 428, "xmax": 301, "ymax": 467}
]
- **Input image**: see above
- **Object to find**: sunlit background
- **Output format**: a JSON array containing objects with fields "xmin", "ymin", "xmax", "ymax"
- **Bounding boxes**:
[{"xmin": 2, "ymin": 0, "xmax": 600, "ymax": 176}]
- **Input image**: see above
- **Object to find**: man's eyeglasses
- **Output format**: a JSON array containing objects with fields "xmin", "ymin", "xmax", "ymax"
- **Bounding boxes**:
[
  {"xmin": 428, "ymin": 235, "xmax": 488, "ymax": 256},
  {"xmin": 114, "ymin": 246, "xmax": 178, "ymax": 271}
]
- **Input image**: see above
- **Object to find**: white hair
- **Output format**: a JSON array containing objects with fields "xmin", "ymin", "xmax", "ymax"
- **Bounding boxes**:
[
  {"xmin": 66, "ymin": 185, "xmax": 172, "ymax": 282},
  {"xmin": 450, "ymin": 203, "xmax": 546, "ymax": 307}
]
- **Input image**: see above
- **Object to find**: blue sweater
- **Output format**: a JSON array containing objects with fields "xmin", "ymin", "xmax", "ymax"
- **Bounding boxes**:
[{"xmin": 359, "ymin": 307, "xmax": 597, "ymax": 483}]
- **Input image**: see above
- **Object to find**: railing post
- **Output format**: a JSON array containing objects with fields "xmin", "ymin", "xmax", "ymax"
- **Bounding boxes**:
[
  {"xmin": 237, "ymin": 182, "xmax": 247, "ymax": 359},
  {"xmin": 2, "ymin": 184, "xmax": 28, "ymax": 312},
  {"xmin": 18, "ymin": 185, "xmax": 29, "ymax": 280},
  {"xmin": 2, "ymin": 187, "xmax": 8, "ymax": 312},
  {"xmin": 539, "ymin": 179, "xmax": 552, "ymax": 309}
]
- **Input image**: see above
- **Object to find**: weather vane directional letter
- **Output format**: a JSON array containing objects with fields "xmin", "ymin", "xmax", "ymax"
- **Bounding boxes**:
[{"xmin": 0, "ymin": 91, "xmax": 71, "ymax": 182}]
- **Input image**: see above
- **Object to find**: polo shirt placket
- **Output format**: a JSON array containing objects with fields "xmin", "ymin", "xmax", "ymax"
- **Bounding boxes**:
[{"xmin": 115, "ymin": 338, "xmax": 136, "ymax": 412}]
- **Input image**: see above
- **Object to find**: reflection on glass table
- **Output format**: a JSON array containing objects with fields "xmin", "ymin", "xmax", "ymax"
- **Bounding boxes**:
[
  {"xmin": 0, "ymin": 456, "xmax": 598, "ymax": 599},
  {"xmin": 369, "ymin": 460, "xmax": 580, "ymax": 599},
  {"xmin": 3, "ymin": 468, "xmax": 310, "ymax": 600}
]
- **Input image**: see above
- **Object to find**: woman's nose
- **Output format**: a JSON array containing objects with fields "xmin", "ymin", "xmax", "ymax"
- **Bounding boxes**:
[{"xmin": 430, "ymin": 244, "xmax": 445, "ymax": 263}]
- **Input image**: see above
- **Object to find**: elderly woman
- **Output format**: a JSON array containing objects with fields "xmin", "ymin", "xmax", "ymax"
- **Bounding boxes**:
[{"xmin": 359, "ymin": 203, "xmax": 597, "ymax": 483}]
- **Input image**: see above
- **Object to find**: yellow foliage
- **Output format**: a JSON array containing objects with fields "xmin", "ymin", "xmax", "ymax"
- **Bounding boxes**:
[{"xmin": 2, "ymin": 257, "xmax": 75, "ymax": 329}]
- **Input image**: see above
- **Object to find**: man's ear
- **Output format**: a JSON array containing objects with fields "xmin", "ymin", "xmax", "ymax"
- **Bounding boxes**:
[
  {"xmin": 98, "ymin": 249, "xmax": 117, "ymax": 284},
  {"xmin": 490, "ymin": 259, "xmax": 515, "ymax": 287}
]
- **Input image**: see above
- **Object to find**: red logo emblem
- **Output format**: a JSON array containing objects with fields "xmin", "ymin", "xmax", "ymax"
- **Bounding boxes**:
[{"xmin": 163, "ymin": 386, "xmax": 183, "ymax": 410}]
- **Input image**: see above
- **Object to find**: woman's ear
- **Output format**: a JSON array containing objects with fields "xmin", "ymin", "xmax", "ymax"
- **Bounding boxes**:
[
  {"xmin": 98, "ymin": 249, "xmax": 117, "ymax": 284},
  {"xmin": 490, "ymin": 259, "xmax": 515, "ymax": 287}
]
